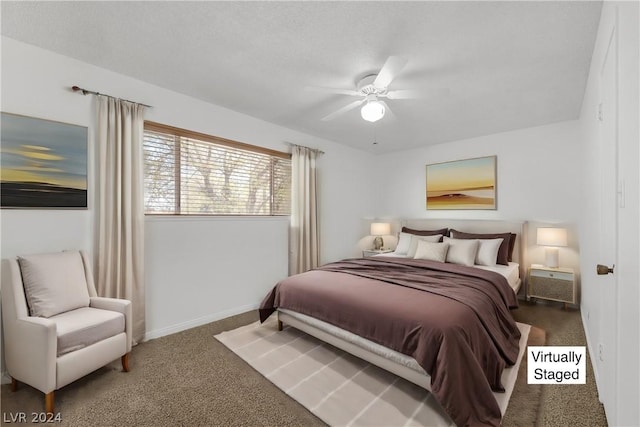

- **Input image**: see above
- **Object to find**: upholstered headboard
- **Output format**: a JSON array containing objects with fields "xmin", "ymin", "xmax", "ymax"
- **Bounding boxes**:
[{"xmin": 399, "ymin": 219, "xmax": 528, "ymax": 280}]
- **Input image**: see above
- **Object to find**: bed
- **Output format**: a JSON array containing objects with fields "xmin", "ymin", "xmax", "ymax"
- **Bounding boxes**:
[{"xmin": 259, "ymin": 219, "xmax": 528, "ymax": 427}]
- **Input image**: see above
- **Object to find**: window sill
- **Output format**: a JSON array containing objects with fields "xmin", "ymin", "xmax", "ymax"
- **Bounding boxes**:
[{"xmin": 144, "ymin": 215, "xmax": 290, "ymax": 223}]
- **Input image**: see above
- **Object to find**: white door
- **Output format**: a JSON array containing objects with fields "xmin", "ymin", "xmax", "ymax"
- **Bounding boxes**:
[{"xmin": 597, "ymin": 21, "xmax": 618, "ymax": 425}]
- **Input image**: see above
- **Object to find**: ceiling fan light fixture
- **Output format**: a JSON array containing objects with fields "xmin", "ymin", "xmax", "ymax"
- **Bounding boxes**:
[{"xmin": 360, "ymin": 99, "xmax": 385, "ymax": 122}]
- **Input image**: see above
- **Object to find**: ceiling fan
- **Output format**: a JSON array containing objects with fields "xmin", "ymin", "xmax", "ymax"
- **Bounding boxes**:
[{"xmin": 306, "ymin": 56, "xmax": 418, "ymax": 123}]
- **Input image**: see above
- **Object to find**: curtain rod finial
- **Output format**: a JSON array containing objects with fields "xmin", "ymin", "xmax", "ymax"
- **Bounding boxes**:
[{"xmin": 71, "ymin": 86, "xmax": 88, "ymax": 95}]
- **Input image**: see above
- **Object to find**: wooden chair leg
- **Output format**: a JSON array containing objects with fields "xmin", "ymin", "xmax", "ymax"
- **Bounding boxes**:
[
  {"xmin": 10, "ymin": 377, "xmax": 17, "ymax": 392},
  {"xmin": 121, "ymin": 353, "xmax": 130, "ymax": 372},
  {"xmin": 277, "ymin": 320, "xmax": 283, "ymax": 331},
  {"xmin": 45, "ymin": 392, "xmax": 54, "ymax": 414}
]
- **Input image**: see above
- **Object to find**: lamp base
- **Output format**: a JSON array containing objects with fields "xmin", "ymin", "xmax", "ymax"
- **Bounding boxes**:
[
  {"xmin": 373, "ymin": 236, "xmax": 384, "ymax": 250},
  {"xmin": 545, "ymin": 247, "xmax": 560, "ymax": 268}
]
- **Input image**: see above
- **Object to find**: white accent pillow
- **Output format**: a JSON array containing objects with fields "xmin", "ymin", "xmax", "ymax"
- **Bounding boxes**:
[
  {"xmin": 19, "ymin": 251, "xmax": 90, "ymax": 318},
  {"xmin": 475, "ymin": 238, "xmax": 504, "ymax": 267},
  {"xmin": 395, "ymin": 232, "xmax": 413, "ymax": 255},
  {"xmin": 443, "ymin": 237, "xmax": 480, "ymax": 266},
  {"xmin": 414, "ymin": 240, "xmax": 450, "ymax": 262},
  {"xmin": 407, "ymin": 234, "xmax": 443, "ymax": 258}
]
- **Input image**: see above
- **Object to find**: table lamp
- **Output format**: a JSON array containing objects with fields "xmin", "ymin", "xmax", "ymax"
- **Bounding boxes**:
[
  {"xmin": 537, "ymin": 227, "xmax": 567, "ymax": 268},
  {"xmin": 370, "ymin": 223, "xmax": 391, "ymax": 250}
]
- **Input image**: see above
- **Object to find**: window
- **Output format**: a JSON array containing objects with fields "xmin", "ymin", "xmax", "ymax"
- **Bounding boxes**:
[{"xmin": 143, "ymin": 122, "xmax": 291, "ymax": 215}]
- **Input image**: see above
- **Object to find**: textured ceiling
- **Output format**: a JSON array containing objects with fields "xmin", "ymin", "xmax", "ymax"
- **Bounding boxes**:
[{"xmin": 1, "ymin": 1, "xmax": 602, "ymax": 153}]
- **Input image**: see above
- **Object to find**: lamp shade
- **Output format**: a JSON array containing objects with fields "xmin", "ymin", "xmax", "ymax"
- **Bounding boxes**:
[
  {"xmin": 370, "ymin": 222, "xmax": 391, "ymax": 236},
  {"xmin": 361, "ymin": 100, "xmax": 385, "ymax": 122},
  {"xmin": 536, "ymin": 227, "xmax": 568, "ymax": 247}
]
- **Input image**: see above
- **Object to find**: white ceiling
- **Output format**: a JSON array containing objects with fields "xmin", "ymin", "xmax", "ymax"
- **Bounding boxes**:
[{"xmin": 1, "ymin": 1, "xmax": 602, "ymax": 153}]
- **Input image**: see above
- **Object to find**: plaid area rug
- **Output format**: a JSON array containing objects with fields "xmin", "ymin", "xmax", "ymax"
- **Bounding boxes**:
[{"xmin": 216, "ymin": 317, "xmax": 531, "ymax": 426}]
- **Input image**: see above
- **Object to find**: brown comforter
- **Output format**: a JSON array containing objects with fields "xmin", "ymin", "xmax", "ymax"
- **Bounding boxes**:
[{"xmin": 259, "ymin": 257, "xmax": 521, "ymax": 427}]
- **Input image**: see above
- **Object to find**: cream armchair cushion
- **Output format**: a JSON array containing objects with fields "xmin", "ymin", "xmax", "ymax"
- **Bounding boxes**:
[
  {"xmin": 19, "ymin": 251, "xmax": 90, "ymax": 318},
  {"xmin": 51, "ymin": 307, "xmax": 125, "ymax": 356}
]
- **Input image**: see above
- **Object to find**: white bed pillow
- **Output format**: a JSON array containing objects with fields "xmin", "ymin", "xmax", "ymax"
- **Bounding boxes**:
[
  {"xmin": 475, "ymin": 238, "xmax": 504, "ymax": 267},
  {"xmin": 443, "ymin": 237, "xmax": 479, "ymax": 267},
  {"xmin": 394, "ymin": 232, "xmax": 413, "ymax": 255},
  {"xmin": 407, "ymin": 234, "xmax": 443, "ymax": 258},
  {"xmin": 413, "ymin": 240, "xmax": 450, "ymax": 262},
  {"xmin": 18, "ymin": 251, "xmax": 90, "ymax": 318}
]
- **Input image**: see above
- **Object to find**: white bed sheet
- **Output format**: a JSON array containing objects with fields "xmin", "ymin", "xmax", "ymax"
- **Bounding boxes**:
[
  {"xmin": 373, "ymin": 252, "xmax": 520, "ymax": 291},
  {"xmin": 476, "ymin": 262, "xmax": 520, "ymax": 291}
]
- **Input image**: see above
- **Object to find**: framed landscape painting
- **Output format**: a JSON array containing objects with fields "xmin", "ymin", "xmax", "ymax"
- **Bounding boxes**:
[
  {"xmin": 1, "ymin": 113, "xmax": 88, "ymax": 208},
  {"xmin": 426, "ymin": 156, "xmax": 496, "ymax": 210}
]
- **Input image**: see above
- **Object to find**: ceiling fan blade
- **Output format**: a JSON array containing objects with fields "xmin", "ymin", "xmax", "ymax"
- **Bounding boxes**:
[
  {"xmin": 321, "ymin": 99, "xmax": 365, "ymax": 121},
  {"xmin": 373, "ymin": 56, "xmax": 408, "ymax": 88},
  {"xmin": 385, "ymin": 87, "xmax": 451, "ymax": 99},
  {"xmin": 385, "ymin": 89, "xmax": 421, "ymax": 100},
  {"xmin": 305, "ymin": 86, "xmax": 360, "ymax": 96}
]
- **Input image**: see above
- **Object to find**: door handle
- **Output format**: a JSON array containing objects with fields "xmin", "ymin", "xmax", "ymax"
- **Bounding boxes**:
[{"xmin": 596, "ymin": 264, "xmax": 615, "ymax": 275}]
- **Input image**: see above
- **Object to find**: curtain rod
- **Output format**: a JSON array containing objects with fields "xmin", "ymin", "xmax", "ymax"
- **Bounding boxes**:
[
  {"xmin": 71, "ymin": 86, "xmax": 152, "ymax": 108},
  {"xmin": 284, "ymin": 141, "xmax": 325, "ymax": 155}
]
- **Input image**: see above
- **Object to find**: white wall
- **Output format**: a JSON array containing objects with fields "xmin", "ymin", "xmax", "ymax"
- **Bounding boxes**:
[
  {"xmin": 0, "ymin": 37, "xmax": 375, "ymax": 343},
  {"xmin": 578, "ymin": 2, "xmax": 639, "ymax": 426},
  {"xmin": 373, "ymin": 120, "xmax": 582, "ymax": 222},
  {"xmin": 144, "ymin": 216, "xmax": 289, "ymax": 339}
]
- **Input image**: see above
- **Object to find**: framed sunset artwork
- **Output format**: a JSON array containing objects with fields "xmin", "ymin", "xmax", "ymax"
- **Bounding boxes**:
[
  {"xmin": 1, "ymin": 112, "xmax": 88, "ymax": 209},
  {"xmin": 426, "ymin": 156, "xmax": 496, "ymax": 210}
]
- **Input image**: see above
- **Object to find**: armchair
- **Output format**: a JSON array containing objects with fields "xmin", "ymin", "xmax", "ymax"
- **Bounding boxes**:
[{"xmin": 1, "ymin": 250, "xmax": 132, "ymax": 413}]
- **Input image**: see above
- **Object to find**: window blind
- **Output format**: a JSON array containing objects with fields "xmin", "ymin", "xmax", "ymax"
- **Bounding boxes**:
[{"xmin": 143, "ymin": 122, "xmax": 291, "ymax": 216}]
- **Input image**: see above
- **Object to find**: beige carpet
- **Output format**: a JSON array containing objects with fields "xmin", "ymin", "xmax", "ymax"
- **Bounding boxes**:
[{"xmin": 216, "ymin": 317, "xmax": 531, "ymax": 426}]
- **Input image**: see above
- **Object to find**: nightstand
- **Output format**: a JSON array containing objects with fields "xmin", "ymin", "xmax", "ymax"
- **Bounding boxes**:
[
  {"xmin": 363, "ymin": 249, "xmax": 394, "ymax": 257},
  {"xmin": 527, "ymin": 264, "xmax": 576, "ymax": 309}
]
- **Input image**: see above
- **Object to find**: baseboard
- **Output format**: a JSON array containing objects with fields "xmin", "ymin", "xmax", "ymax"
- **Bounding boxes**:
[
  {"xmin": 1, "ymin": 370, "xmax": 10, "ymax": 385},
  {"xmin": 581, "ymin": 309, "xmax": 603, "ymax": 403},
  {"xmin": 143, "ymin": 302, "xmax": 259, "ymax": 341}
]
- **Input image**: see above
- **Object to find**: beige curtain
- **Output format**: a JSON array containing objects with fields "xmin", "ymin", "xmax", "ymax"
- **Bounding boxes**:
[
  {"xmin": 289, "ymin": 145, "xmax": 320, "ymax": 275},
  {"xmin": 96, "ymin": 96, "xmax": 146, "ymax": 344}
]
